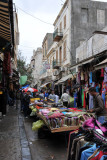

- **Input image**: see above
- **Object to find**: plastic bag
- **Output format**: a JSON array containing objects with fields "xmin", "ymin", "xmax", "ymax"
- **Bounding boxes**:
[{"xmin": 32, "ymin": 120, "xmax": 44, "ymax": 131}]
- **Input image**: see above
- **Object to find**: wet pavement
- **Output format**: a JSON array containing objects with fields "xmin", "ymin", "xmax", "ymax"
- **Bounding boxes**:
[
  {"xmin": 0, "ymin": 106, "xmax": 68, "ymax": 160},
  {"xmin": 24, "ymin": 118, "xmax": 67, "ymax": 160}
]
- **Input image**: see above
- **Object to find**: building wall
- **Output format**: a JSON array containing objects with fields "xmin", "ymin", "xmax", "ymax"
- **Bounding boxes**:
[
  {"xmin": 31, "ymin": 48, "xmax": 42, "ymax": 87},
  {"xmin": 42, "ymin": 33, "xmax": 53, "ymax": 60},
  {"xmin": 76, "ymin": 26, "xmax": 107, "ymax": 62},
  {"xmin": 71, "ymin": 0, "xmax": 107, "ymax": 65},
  {"xmin": 53, "ymin": 0, "xmax": 71, "ymax": 68},
  {"xmin": 13, "ymin": 10, "xmax": 19, "ymax": 70}
]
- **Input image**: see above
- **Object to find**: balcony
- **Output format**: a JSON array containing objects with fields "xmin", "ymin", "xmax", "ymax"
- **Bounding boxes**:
[
  {"xmin": 53, "ymin": 60, "xmax": 61, "ymax": 69},
  {"xmin": 53, "ymin": 29, "xmax": 63, "ymax": 42}
]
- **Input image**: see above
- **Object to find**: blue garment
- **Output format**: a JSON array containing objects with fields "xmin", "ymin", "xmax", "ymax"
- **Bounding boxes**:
[
  {"xmin": 100, "ymin": 155, "xmax": 107, "ymax": 160},
  {"xmin": 80, "ymin": 144, "xmax": 98, "ymax": 160},
  {"xmin": 96, "ymin": 86, "xmax": 100, "ymax": 93},
  {"xmin": 44, "ymin": 93, "xmax": 49, "ymax": 98},
  {"xmin": 89, "ymin": 72, "xmax": 92, "ymax": 84},
  {"xmin": 102, "ymin": 88, "xmax": 106, "ymax": 105},
  {"xmin": 74, "ymin": 92, "xmax": 77, "ymax": 108},
  {"xmin": 98, "ymin": 116, "xmax": 106, "ymax": 124}
]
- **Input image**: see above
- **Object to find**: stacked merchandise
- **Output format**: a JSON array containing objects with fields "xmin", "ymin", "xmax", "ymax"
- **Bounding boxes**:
[
  {"xmin": 67, "ymin": 117, "xmax": 107, "ymax": 160},
  {"xmin": 34, "ymin": 107, "xmax": 94, "ymax": 130}
]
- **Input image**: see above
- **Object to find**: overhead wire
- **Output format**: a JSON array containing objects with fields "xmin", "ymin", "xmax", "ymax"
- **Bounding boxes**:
[{"xmin": 16, "ymin": 5, "xmax": 53, "ymax": 26}]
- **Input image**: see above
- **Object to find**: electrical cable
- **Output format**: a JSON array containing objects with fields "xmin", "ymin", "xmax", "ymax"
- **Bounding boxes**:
[{"xmin": 16, "ymin": 5, "xmax": 53, "ymax": 26}]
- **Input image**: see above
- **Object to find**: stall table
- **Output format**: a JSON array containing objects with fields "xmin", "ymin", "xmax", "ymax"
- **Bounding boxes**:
[{"xmin": 36, "ymin": 112, "xmax": 79, "ymax": 133}]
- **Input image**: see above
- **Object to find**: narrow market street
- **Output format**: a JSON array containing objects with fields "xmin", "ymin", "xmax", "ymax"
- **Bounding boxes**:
[{"xmin": 0, "ymin": 106, "xmax": 67, "ymax": 160}]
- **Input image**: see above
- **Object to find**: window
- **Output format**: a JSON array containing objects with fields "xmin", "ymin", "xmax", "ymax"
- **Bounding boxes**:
[
  {"xmin": 97, "ymin": 9, "xmax": 105, "ymax": 25},
  {"xmin": 64, "ymin": 15, "xmax": 66, "ymax": 29},
  {"xmin": 60, "ymin": 22, "xmax": 62, "ymax": 32},
  {"xmin": 81, "ymin": 8, "xmax": 88, "ymax": 23},
  {"xmin": 63, "ymin": 41, "xmax": 66, "ymax": 60}
]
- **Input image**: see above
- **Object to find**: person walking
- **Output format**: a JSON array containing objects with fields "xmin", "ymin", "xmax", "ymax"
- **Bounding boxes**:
[
  {"xmin": 61, "ymin": 89, "xmax": 70, "ymax": 108},
  {"xmin": 23, "ymin": 90, "xmax": 31, "ymax": 118},
  {"xmin": 88, "ymin": 87, "xmax": 107, "ymax": 124}
]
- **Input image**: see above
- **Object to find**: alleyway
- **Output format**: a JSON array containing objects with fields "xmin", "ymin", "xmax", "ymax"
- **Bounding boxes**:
[{"xmin": 0, "ymin": 106, "xmax": 67, "ymax": 160}]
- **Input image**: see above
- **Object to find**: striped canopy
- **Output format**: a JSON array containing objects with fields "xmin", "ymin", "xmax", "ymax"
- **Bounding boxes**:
[{"xmin": 0, "ymin": 0, "xmax": 14, "ymax": 51}]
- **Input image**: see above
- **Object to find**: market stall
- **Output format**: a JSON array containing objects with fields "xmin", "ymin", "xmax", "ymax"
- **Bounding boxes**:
[{"xmin": 30, "ymin": 98, "xmax": 94, "ymax": 134}]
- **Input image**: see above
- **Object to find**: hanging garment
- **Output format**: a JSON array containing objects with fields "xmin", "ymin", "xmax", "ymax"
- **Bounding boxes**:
[
  {"xmin": 83, "ymin": 90, "xmax": 86, "ymax": 108},
  {"xmin": 104, "ymin": 67, "xmax": 107, "ymax": 83},
  {"xmin": 82, "ymin": 88, "xmax": 84, "ymax": 107},
  {"xmin": 85, "ymin": 72, "xmax": 88, "ymax": 83},
  {"xmin": 96, "ymin": 85, "xmax": 100, "ymax": 93},
  {"xmin": 89, "ymin": 72, "xmax": 92, "ymax": 84},
  {"xmin": 80, "ymin": 144, "xmax": 98, "ymax": 160},
  {"xmin": 75, "ymin": 138, "xmax": 87, "ymax": 160},
  {"xmin": 86, "ymin": 92, "xmax": 89, "ymax": 108},
  {"xmin": 81, "ymin": 71, "xmax": 84, "ymax": 81},
  {"xmin": 77, "ymin": 89, "xmax": 82, "ymax": 107},
  {"xmin": 90, "ymin": 151, "xmax": 107, "ymax": 160},
  {"xmin": 74, "ymin": 92, "xmax": 77, "ymax": 108},
  {"xmin": 70, "ymin": 136, "xmax": 85, "ymax": 160},
  {"xmin": 101, "ymin": 69, "xmax": 104, "ymax": 77}
]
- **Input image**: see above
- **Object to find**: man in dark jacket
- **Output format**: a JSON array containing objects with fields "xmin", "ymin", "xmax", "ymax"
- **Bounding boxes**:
[
  {"xmin": 88, "ymin": 87, "xmax": 107, "ymax": 123},
  {"xmin": 23, "ymin": 91, "xmax": 31, "ymax": 118}
]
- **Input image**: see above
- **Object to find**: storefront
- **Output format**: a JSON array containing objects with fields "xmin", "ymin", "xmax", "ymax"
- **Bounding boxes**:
[{"xmin": 0, "ymin": 0, "xmax": 15, "ymax": 116}]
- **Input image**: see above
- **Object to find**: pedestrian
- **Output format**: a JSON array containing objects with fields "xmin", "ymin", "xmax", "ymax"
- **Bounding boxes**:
[
  {"xmin": 16, "ymin": 90, "xmax": 21, "ymax": 109},
  {"xmin": 61, "ymin": 89, "xmax": 70, "ymax": 107},
  {"xmin": 23, "ymin": 90, "xmax": 31, "ymax": 118},
  {"xmin": 20, "ymin": 90, "xmax": 25, "ymax": 112},
  {"xmin": 49, "ymin": 90, "xmax": 56, "ymax": 102},
  {"xmin": 39, "ymin": 90, "xmax": 44, "ymax": 99},
  {"xmin": 44, "ymin": 90, "xmax": 49, "ymax": 100},
  {"xmin": 88, "ymin": 87, "xmax": 107, "ymax": 124}
]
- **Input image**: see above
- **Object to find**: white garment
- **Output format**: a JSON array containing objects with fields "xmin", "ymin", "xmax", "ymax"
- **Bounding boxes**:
[
  {"xmin": 61, "ymin": 93, "xmax": 70, "ymax": 103},
  {"xmin": 55, "ymin": 95, "xmax": 59, "ymax": 103}
]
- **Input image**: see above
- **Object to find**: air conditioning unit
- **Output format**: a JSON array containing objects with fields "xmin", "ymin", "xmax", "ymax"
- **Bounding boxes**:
[
  {"xmin": 77, "ymin": 58, "xmax": 79, "ymax": 63},
  {"xmin": 60, "ymin": 67, "xmax": 65, "ymax": 72},
  {"xmin": 53, "ymin": 70, "xmax": 59, "ymax": 76}
]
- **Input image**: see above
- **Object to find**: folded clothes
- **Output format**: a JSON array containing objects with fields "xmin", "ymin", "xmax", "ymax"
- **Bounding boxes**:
[{"xmin": 48, "ymin": 112, "xmax": 64, "ymax": 118}]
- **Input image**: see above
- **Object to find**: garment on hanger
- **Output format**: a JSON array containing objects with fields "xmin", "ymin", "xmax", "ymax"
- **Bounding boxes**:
[
  {"xmin": 89, "ymin": 72, "xmax": 92, "ymax": 84},
  {"xmin": 101, "ymin": 69, "xmax": 104, "ymax": 77},
  {"xmin": 104, "ymin": 67, "xmax": 107, "ymax": 83},
  {"xmin": 81, "ymin": 71, "xmax": 84, "ymax": 81}
]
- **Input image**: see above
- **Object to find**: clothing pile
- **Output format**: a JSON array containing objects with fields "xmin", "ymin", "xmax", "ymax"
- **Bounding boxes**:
[{"xmin": 37, "ymin": 107, "xmax": 93, "ymax": 129}]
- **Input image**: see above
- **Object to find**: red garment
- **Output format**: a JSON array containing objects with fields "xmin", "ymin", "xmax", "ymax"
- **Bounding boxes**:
[
  {"xmin": 83, "ymin": 91, "xmax": 86, "ymax": 108},
  {"xmin": 101, "ymin": 69, "xmax": 104, "ymax": 77},
  {"xmin": 91, "ymin": 151, "xmax": 107, "ymax": 160}
]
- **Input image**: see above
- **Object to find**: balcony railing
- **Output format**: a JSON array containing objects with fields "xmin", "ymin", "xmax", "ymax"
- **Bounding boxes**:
[
  {"xmin": 52, "ymin": 60, "xmax": 61, "ymax": 69},
  {"xmin": 53, "ymin": 29, "xmax": 63, "ymax": 42}
]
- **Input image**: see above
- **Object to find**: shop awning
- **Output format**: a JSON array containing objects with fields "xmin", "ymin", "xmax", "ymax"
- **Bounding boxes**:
[
  {"xmin": 40, "ymin": 82, "xmax": 51, "ymax": 88},
  {"xmin": 55, "ymin": 74, "xmax": 73, "ymax": 85},
  {"xmin": 95, "ymin": 59, "xmax": 107, "ymax": 70},
  {"xmin": 0, "ymin": 0, "xmax": 14, "ymax": 51}
]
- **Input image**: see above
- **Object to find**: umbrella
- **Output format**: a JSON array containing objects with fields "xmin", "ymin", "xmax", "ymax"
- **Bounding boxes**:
[{"xmin": 23, "ymin": 87, "xmax": 38, "ymax": 92}]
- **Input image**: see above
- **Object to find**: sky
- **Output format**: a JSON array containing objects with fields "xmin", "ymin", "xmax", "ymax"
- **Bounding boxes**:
[
  {"xmin": 13, "ymin": 0, "xmax": 107, "ymax": 64},
  {"xmin": 13, "ymin": 0, "xmax": 66, "ymax": 64}
]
